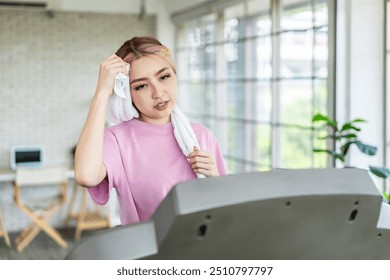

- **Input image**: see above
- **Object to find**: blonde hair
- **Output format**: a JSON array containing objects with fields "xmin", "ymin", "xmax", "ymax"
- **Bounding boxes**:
[{"xmin": 115, "ymin": 36, "xmax": 176, "ymax": 73}]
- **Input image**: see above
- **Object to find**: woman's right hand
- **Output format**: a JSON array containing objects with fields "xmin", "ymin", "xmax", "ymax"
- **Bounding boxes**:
[{"xmin": 95, "ymin": 54, "xmax": 129, "ymax": 96}]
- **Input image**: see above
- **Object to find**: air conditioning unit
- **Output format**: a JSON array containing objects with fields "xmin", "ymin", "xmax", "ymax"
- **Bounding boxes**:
[{"xmin": 0, "ymin": 0, "xmax": 48, "ymax": 10}]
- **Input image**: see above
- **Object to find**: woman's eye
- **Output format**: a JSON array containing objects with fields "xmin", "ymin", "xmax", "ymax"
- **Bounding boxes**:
[
  {"xmin": 160, "ymin": 74, "xmax": 171, "ymax": 81},
  {"xmin": 134, "ymin": 84, "xmax": 147, "ymax": 91}
]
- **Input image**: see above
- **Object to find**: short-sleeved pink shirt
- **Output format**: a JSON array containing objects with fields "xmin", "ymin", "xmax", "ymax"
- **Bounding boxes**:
[{"xmin": 88, "ymin": 119, "xmax": 227, "ymax": 225}]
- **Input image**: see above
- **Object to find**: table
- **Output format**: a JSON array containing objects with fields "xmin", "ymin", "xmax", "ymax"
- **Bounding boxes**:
[{"xmin": 0, "ymin": 168, "xmax": 75, "ymax": 182}]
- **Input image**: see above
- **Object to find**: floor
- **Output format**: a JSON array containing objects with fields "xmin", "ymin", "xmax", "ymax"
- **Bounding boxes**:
[{"xmin": 0, "ymin": 227, "xmax": 101, "ymax": 260}]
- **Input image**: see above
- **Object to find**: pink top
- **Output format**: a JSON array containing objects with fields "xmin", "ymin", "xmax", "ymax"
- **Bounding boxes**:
[{"xmin": 89, "ymin": 119, "xmax": 227, "ymax": 225}]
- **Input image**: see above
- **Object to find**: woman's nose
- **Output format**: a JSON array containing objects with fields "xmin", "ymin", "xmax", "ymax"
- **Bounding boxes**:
[{"xmin": 151, "ymin": 84, "xmax": 164, "ymax": 99}]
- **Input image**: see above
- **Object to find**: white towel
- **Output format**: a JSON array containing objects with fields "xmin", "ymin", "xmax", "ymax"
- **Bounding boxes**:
[
  {"xmin": 108, "ymin": 66, "xmax": 139, "ymax": 124},
  {"xmin": 108, "ymin": 67, "xmax": 205, "ymax": 179},
  {"xmin": 171, "ymin": 104, "xmax": 205, "ymax": 179}
]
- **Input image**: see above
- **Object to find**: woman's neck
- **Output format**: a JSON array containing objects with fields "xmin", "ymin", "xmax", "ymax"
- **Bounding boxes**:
[{"xmin": 138, "ymin": 115, "xmax": 171, "ymax": 125}]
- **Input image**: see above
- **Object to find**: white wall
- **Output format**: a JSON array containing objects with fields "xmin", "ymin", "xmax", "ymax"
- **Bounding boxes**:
[
  {"xmin": 51, "ymin": 0, "xmax": 176, "ymax": 49},
  {"xmin": 336, "ymin": 0, "xmax": 385, "ymax": 188}
]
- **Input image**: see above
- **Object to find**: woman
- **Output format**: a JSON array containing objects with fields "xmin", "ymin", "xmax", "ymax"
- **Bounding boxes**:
[{"xmin": 75, "ymin": 36, "xmax": 227, "ymax": 225}]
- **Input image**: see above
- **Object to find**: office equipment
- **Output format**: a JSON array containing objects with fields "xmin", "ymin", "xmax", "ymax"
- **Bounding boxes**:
[
  {"xmin": 13, "ymin": 166, "xmax": 68, "ymax": 252},
  {"xmin": 65, "ymin": 168, "xmax": 390, "ymax": 260},
  {"xmin": 10, "ymin": 145, "xmax": 45, "ymax": 170}
]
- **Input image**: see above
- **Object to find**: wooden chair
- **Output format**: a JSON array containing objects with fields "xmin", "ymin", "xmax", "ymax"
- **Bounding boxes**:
[
  {"xmin": 0, "ymin": 206, "xmax": 11, "ymax": 247},
  {"xmin": 13, "ymin": 166, "xmax": 68, "ymax": 252},
  {"xmin": 65, "ymin": 182, "xmax": 110, "ymax": 241}
]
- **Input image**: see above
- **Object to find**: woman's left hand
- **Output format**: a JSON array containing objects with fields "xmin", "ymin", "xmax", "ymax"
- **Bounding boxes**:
[{"xmin": 187, "ymin": 147, "xmax": 219, "ymax": 177}]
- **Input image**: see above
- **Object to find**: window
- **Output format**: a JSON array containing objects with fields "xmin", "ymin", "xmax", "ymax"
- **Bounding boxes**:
[
  {"xmin": 175, "ymin": 0, "xmax": 333, "ymax": 174},
  {"xmin": 386, "ymin": 0, "xmax": 390, "ymax": 191}
]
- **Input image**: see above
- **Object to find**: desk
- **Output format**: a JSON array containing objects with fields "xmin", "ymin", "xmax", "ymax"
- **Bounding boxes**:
[
  {"xmin": 0, "ymin": 168, "xmax": 75, "ymax": 182},
  {"xmin": 0, "ymin": 170, "xmax": 15, "ymax": 182}
]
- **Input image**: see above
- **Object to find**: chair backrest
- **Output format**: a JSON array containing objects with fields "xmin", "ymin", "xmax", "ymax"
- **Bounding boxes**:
[{"xmin": 15, "ymin": 166, "xmax": 67, "ymax": 186}]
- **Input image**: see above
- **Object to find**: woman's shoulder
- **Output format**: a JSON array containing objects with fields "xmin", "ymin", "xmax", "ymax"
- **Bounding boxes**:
[
  {"xmin": 103, "ymin": 120, "xmax": 137, "ymax": 141},
  {"xmin": 105, "ymin": 119, "xmax": 136, "ymax": 132}
]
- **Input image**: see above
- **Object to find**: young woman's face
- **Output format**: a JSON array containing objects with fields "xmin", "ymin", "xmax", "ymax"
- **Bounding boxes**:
[{"xmin": 129, "ymin": 55, "xmax": 177, "ymax": 124}]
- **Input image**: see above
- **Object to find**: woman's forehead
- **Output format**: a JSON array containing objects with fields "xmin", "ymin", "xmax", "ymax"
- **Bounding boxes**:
[{"xmin": 131, "ymin": 55, "xmax": 172, "ymax": 76}]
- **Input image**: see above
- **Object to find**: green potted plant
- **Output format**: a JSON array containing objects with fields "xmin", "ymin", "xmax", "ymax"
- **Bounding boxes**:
[{"xmin": 312, "ymin": 113, "xmax": 390, "ymax": 202}]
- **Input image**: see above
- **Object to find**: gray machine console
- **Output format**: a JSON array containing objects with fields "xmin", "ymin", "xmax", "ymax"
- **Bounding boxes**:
[{"xmin": 65, "ymin": 168, "xmax": 390, "ymax": 259}]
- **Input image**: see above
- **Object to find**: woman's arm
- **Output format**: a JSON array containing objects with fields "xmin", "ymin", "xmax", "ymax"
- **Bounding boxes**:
[{"xmin": 75, "ymin": 54, "xmax": 128, "ymax": 187}]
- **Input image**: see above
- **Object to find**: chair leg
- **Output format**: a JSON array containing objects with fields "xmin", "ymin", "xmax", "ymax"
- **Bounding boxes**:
[
  {"xmin": 65, "ymin": 182, "xmax": 79, "ymax": 226},
  {"xmin": 67, "ymin": 186, "xmax": 111, "ymax": 241},
  {"xmin": 3, "ymin": 232, "xmax": 11, "ymax": 248},
  {"xmin": 105, "ymin": 205, "xmax": 111, "ymax": 228},
  {"xmin": 15, "ymin": 221, "xmax": 40, "ymax": 245},
  {"xmin": 75, "ymin": 188, "xmax": 88, "ymax": 241},
  {"xmin": 16, "ymin": 224, "xmax": 41, "ymax": 252},
  {"xmin": 18, "ymin": 203, "xmax": 68, "ymax": 251},
  {"xmin": 15, "ymin": 212, "xmax": 63, "ymax": 252},
  {"xmin": 0, "ymin": 213, "xmax": 11, "ymax": 248}
]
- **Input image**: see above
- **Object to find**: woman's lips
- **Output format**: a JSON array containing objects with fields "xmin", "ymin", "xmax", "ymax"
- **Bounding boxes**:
[{"xmin": 154, "ymin": 101, "xmax": 169, "ymax": 110}]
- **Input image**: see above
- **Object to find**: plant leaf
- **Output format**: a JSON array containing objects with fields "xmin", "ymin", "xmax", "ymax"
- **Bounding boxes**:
[
  {"xmin": 350, "ymin": 118, "xmax": 367, "ymax": 123},
  {"xmin": 313, "ymin": 148, "xmax": 331, "ymax": 153},
  {"xmin": 383, "ymin": 192, "xmax": 390, "ymax": 202},
  {"xmin": 341, "ymin": 123, "xmax": 361, "ymax": 132},
  {"xmin": 340, "ymin": 141, "xmax": 355, "ymax": 156},
  {"xmin": 369, "ymin": 166, "xmax": 390, "ymax": 179},
  {"xmin": 354, "ymin": 141, "xmax": 377, "ymax": 156},
  {"xmin": 333, "ymin": 153, "xmax": 345, "ymax": 162},
  {"xmin": 312, "ymin": 113, "xmax": 337, "ymax": 129},
  {"xmin": 340, "ymin": 133, "xmax": 357, "ymax": 139}
]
